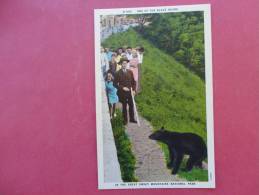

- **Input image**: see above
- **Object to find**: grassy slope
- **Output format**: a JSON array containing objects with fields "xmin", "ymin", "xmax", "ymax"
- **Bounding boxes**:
[
  {"xmin": 103, "ymin": 29, "xmax": 208, "ymax": 181},
  {"xmin": 111, "ymin": 110, "xmax": 138, "ymax": 182}
]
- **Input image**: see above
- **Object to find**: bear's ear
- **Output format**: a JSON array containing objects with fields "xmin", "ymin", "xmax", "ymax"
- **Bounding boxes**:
[{"xmin": 161, "ymin": 126, "xmax": 165, "ymax": 131}]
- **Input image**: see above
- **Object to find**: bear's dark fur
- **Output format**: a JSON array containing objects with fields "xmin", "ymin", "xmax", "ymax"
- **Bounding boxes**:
[{"xmin": 149, "ymin": 127, "xmax": 207, "ymax": 175}]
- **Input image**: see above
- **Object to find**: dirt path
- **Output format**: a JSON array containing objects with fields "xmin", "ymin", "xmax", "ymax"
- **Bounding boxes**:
[{"xmin": 125, "ymin": 115, "xmax": 186, "ymax": 182}]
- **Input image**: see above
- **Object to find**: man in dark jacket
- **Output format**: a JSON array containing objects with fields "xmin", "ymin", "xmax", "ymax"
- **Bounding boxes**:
[{"xmin": 114, "ymin": 58, "xmax": 137, "ymax": 125}]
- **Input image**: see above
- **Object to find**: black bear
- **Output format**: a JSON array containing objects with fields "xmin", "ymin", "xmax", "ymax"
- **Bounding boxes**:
[{"xmin": 149, "ymin": 127, "xmax": 207, "ymax": 175}]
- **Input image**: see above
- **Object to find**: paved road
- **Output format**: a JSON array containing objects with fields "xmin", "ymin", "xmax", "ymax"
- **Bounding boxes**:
[{"xmin": 125, "ymin": 115, "xmax": 185, "ymax": 182}]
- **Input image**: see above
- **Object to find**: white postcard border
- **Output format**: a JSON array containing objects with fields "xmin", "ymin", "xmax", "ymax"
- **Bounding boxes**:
[{"xmin": 94, "ymin": 4, "xmax": 215, "ymax": 189}]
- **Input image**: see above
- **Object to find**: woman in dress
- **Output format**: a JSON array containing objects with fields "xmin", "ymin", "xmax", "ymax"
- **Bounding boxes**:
[
  {"xmin": 105, "ymin": 72, "xmax": 119, "ymax": 119},
  {"xmin": 115, "ymin": 47, "xmax": 123, "ymax": 64},
  {"xmin": 129, "ymin": 52, "xmax": 139, "ymax": 93}
]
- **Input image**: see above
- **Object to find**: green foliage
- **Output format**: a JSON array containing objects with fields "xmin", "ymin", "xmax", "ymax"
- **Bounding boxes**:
[
  {"xmin": 104, "ymin": 29, "xmax": 207, "ymax": 181},
  {"xmin": 111, "ymin": 110, "xmax": 138, "ymax": 182},
  {"xmin": 138, "ymin": 12, "xmax": 205, "ymax": 79}
]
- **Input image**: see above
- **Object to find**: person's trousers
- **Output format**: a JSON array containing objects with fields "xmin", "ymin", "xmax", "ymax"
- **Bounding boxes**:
[{"xmin": 120, "ymin": 91, "xmax": 134, "ymax": 123}]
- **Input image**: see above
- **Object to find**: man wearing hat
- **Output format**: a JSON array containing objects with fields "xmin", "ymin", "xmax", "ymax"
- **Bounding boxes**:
[{"xmin": 114, "ymin": 58, "xmax": 137, "ymax": 125}]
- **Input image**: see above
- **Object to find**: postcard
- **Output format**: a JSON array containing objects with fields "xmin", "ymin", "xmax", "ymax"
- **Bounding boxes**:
[{"xmin": 94, "ymin": 4, "xmax": 215, "ymax": 189}]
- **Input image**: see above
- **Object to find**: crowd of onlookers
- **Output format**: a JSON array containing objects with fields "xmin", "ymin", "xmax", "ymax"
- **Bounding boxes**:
[{"xmin": 101, "ymin": 46, "xmax": 144, "ymax": 125}]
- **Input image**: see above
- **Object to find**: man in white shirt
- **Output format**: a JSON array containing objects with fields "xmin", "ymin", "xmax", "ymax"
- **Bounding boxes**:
[
  {"xmin": 137, "ymin": 47, "xmax": 144, "ymax": 93},
  {"xmin": 137, "ymin": 47, "xmax": 144, "ymax": 64},
  {"xmin": 126, "ymin": 47, "xmax": 133, "ymax": 61}
]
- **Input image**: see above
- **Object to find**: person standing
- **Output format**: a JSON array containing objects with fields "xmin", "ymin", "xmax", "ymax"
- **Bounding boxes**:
[
  {"xmin": 114, "ymin": 58, "xmax": 137, "ymax": 125},
  {"xmin": 108, "ymin": 53, "xmax": 118, "ymax": 76},
  {"xmin": 126, "ymin": 47, "xmax": 133, "ymax": 60},
  {"xmin": 137, "ymin": 47, "xmax": 144, "ymax": 64},
  {"xmin": 129, "ymin": 52, "xmax": 139, "ymax": 93},
  {"xmin": 101, "ymin": 47, "xmax": 109, "ymax": 78},
  {"xmin": 105, "ymin": 72, "xmax": 119, "ymax": 119},
  {"xmin": 136, "ymin": 47, "xmax": 144, "ymax": 93},
  {"xmin": 115, "ymin": 47, "xmax": 123, "ymax": 64},
  {"xmin": 105, "ymin": 47, "xmax": 113, "ymax": 62}
]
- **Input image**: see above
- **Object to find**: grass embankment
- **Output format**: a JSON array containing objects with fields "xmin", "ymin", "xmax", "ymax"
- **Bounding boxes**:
[
  {"xmin": 111, "ymin": 110, "xmax": 138, "ymax": 182},
  {"xmin": 104, "ymin": 29, "xmax": 208, "ymax": 181}
]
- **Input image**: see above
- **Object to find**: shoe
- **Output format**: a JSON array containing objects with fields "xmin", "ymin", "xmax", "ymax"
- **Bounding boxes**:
[{"xmin": 130, "ymin": 119, "xmax": 137, "ymax": 123}]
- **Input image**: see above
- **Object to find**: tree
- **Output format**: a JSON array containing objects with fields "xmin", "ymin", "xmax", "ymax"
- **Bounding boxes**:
[{"xmin": 140, "ymin": 12, "xmax": 205, "ymax": 79}]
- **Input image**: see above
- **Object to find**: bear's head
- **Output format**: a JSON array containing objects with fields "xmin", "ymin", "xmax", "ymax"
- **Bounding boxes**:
[{"xmin": 149, "ymin": 126, "xmax": 167, "ymax": 141}]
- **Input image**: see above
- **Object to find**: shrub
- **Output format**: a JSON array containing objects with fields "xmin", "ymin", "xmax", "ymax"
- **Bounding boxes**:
[{"xmin": 111, "ymin": 110, "xmax": 138, "ymax": 182}]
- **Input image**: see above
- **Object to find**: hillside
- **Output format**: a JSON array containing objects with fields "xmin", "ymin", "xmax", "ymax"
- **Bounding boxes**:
[
  {"xmin": 102, "ymin": 29, "xmax": 206, "ymax": 140},
  {"xmin": 138, "ymin": 12, "xmax": 205, "ymax": 79},
  {"xmin": 102, "ymin": 29, "xmax": 208, "ymax": 181}
]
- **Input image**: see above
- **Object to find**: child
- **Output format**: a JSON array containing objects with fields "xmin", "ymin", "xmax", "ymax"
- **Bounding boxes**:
[{"xmin": 105, "ymin": 72, "xmax": 119, "ymax": 119}]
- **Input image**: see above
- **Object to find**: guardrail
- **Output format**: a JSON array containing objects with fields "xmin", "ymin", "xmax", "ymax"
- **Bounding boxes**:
[{"xmin": 101, "ymin": 80, "xmax": 122, "ymax": 183}]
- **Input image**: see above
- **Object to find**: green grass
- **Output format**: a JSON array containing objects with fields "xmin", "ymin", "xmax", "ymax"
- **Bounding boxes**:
[
  {"xmin": 111, "ymin": 109, "xmax": 138, "ymax": 182},
  {"xmin": 104, "ymin": 29, "xmax": 208, "ymax": 181},
  {"xmin": 179, "ymin": 163, "xmax": 208, "ymax": 181},
  {"xmin": 160, "ymin": 143, "xmax": 208, "ymax": 181}
]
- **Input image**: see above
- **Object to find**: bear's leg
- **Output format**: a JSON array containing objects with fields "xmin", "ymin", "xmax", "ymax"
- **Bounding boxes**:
[
  {"xmin": 194, "ymin": 159, "xmax": 203, "ymax": 168},
  {"xmin": 167, "ymin": 147, "xmax": 175, "ymax": 168},
  {"xmin": 186, "ymin": 155, "xmax": 199, "ymax": 171},
  {"xmin": 172, "ymin": 152, "xmax": 183, "ymax": 175}
]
